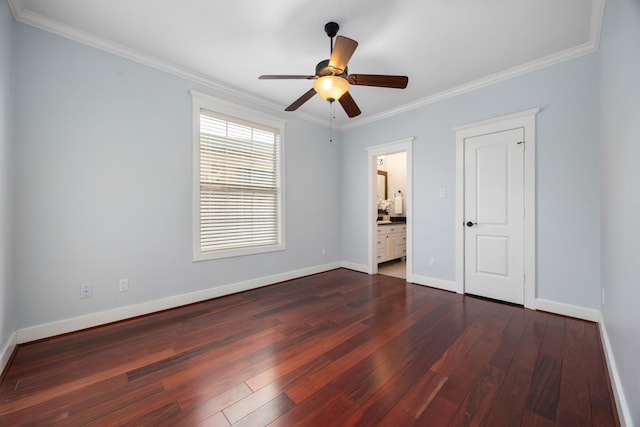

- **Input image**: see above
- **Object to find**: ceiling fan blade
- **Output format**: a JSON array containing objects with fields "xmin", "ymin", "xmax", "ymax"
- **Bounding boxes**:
[
  {"xmin": 329, "ymin": 36, "xmax": 358, "ymax": 73},
  {"xmin": 347, "ymin": 74, "xmax": 408, "ymax": 89},
  {"xmin": 285, "ymin": 88, "xmax": 317, "ymax": 111},
  {"xmin": 338, "ymin": 91, "xmax": 361, "ymax": 118},
  {"xmin": 259, "ymin": 75, "xmax": 315, "ymax": 80}
]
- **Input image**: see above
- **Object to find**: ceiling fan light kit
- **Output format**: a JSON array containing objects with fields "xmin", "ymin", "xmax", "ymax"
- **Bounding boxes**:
[
  {"xmin": 313, "ymin": 75, "xmax": 350, "ymax": 102},
  {"xmin": 259, "ymin": 21, "xmax": 408, "ymax": 119}
]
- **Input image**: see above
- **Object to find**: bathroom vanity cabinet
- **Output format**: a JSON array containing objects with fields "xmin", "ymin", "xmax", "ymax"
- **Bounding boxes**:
[{"xmin": 376, "ymin": 223, "xmax": 407, "ymax": 263}]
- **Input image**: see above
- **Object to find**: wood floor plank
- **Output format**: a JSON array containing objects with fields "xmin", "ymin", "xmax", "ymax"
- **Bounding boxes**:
[
  {"xmin": 340, "ymin": 332, "xmax": 458, "ymax": 425},
  {"xmin": 244, "ymin": 321, "xmax": 366, "ymax": 392},
  {"xmin": 591, "ymin": 394, "xmax": 618, "ymax": 427},
  {"xmin": 525, "ymin": 353, "xmax": 562, "ymax": 421},
  {"xmin": 223, "ymin": 383, "xmax": 287, "ymax": 424},
  {"xmin": 274, "ymin": 395, "xmax": 357, "ymax": 427},
  {"xmin": 173, "ymin": 383, "xmax": 252, "ymax": 426},
  {"xmin": 584, "ymin": 322, "xmax": 610, "ymax": 396},
  {"xmin": 65, "ymin": 380, "xmax": 166, "ymax": 425},
  {"xmin": 450, "ymin": 364, "xmax": 505, "ymax": 426},
  {"xmin": 415, "ymin": 394, "xmax": 460, "ymax": 426},
  {"xmin": 276, "ymin": 298, "xmax": 464, "ymax": 425},
  {"xmin": 0, "ymin": 269, "xmax": 619, "ymax": 426},
  {"xmin": 342, "ymin": 306, "xmax": 455, "ymax": 405},
  {"xmin": 377, "ymin": 403, "xmax": 425, "ymax": 427},
  {"xmin": 434, "ymin": 315, "xmax": 509, "ymax": 406},
  {"xmin": 191, "ymin": 411, "xmax": 230, "ymax": 427},
  {"xmin": 557, "ymin": 317, "xmax": 592, "ymax": 426},
  {"xmin": 394, "ymin": 369, "xmax": 448, "ymax": 418},
  {"xmin": 539, "ymin": 313, "xmax": 566, "ymax": 358},
  {"xmin": 122, "ymin": 401, "xmax": 183, "ymax": 426},
  {"xmin": 521, "ymin": 409, "xmax": 557, "ymax": 427},
  {"xmin": 584, "ymin": 322, "xmax": 620, "ymax": 426},
  {"xmin": 0, "ymin": 349, "xmax": 175, "ymax": 416},
  {"xmin": 512, "ymin": 311, "xmax": 547, "ymax": 371},
  {"xmin": 284, "ymin": 295, "xmax": 446, "ymax": 404},
  {"xmin": 484, "ymin": 364, "xmax": 534, "ymax": 426},
  {"xmin": 430, "ymin": 326, "xmax": 483, "ymax": 376}
]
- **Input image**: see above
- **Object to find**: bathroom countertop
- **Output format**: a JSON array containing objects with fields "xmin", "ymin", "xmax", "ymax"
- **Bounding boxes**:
[{"xmin": 377, "ymin": 218, "xmax": 406, "ymax": 225}]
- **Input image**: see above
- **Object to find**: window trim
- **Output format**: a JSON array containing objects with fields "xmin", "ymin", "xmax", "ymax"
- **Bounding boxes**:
[{"xmin": 191, "ymin": 90, "xmax": 286, "ymax": 261}]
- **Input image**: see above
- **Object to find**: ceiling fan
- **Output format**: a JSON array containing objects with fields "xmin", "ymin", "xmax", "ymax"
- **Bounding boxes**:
[{"xmin": 259, "ymin": 22, "xmax": 409, "ymax": 118}]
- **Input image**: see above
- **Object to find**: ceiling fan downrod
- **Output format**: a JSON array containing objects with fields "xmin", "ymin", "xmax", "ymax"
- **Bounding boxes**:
[{"xmin": 324, "ymin": 22, "xmax": 339, "ymax": 54}]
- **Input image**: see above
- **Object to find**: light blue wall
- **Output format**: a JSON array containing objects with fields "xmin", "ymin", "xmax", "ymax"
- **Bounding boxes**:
[
  {"xmin": 600, "ymin": 0, "xmax": 640, "ymax": 424},
  {"xmin": 0, "ymin": 1, "xmax": 15, "ymax": 358},
  {"xmin": 13, "ymin": 23, "xmax": 341, "ymax": 328},
  {"xmin": 341, "ymin": 53, "xmax": 602, "ymax": 309}
]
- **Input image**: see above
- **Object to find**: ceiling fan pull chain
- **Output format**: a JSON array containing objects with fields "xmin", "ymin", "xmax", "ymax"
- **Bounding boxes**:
[{"xmin": 329, "ymin": 101, "xmax": 334, "ymax": 142}]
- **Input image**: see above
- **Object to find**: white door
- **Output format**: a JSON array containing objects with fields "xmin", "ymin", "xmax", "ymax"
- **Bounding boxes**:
[{"xmin": 464, "ymin": 128, "xmax": 524, "ymax": 304}]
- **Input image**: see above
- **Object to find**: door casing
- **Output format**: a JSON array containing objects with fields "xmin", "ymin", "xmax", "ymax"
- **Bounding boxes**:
[
  {"xmin": 367, "ymin": 137, "xmax": 414, "ymax": 280},
  {"xmin": 455, "ymin": 109, "xmax": 538, "ymax": 309}
]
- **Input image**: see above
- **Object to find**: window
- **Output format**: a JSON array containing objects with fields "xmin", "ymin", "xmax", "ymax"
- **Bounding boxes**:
[{"xmin": 191, "ymin": 91, "xmax": 286, "ymax": 261}]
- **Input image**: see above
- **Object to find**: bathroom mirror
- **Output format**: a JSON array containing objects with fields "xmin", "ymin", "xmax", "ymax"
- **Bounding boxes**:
[{"xmin": 377, "ymin": 170, "xmax": 388, "ymax": 201}]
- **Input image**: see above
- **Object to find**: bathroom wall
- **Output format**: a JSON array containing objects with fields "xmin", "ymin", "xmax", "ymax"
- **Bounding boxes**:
[{"xmin": 379, "ymin": 152, "xmax": 407, "ymax": 216}]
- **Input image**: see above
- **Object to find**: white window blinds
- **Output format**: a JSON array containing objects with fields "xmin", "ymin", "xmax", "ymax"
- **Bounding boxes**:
[{"xmin": 198, "ymin": 109, "xmax": 282, "ymax": 256}]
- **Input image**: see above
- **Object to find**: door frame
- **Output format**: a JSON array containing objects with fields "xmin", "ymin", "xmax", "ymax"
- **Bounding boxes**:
[
  {"xmin": 454, "ymin": 109, "xmax": 539, "ymax": 309},
  {"xmin": 367, "ymin": 137, "xmax": 414, "ymax": 280}
]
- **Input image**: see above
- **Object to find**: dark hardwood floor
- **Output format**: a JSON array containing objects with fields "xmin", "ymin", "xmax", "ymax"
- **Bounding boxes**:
[{"xmin": 0, "ymin": 269, "xmax": 619, "ymax": 426}]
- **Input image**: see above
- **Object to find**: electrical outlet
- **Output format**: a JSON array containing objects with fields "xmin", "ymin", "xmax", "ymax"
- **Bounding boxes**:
[
  {"xmin": 80, "ymin": 284, "xmax": 92, "ymax": 299},
  {"xmin": 321, "ymin": 248, "xmax": 326, "ymax": 255},
  {"xmin": 429, "ymin": 257, "xmax": 436, "ymax": 267},
  {"xmin": 119, "ymin": 279, "xmax": 129, "ymax": 292}
]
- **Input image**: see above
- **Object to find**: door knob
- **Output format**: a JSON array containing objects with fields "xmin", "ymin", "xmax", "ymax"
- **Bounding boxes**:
[{"xmin": 466, "ymin": 221, "xmax": 477, "ymax": 227}]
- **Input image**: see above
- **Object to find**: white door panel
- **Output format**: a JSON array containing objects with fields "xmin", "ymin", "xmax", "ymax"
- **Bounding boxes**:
[
  {"xmin": 465, "ymin": 128, "xmax": 524, "ymax": 304},
  {"xmin": 476, "ymin": 144, "xmax": 508, "ymax": 224},
  {"xmin": 476, "ymin": 235, "xmax": 509, "ymax": 276}
]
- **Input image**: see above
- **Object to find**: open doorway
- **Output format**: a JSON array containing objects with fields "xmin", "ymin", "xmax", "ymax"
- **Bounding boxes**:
[
  {"xmin": 376, "ymin": 152, "xmax": 407, "ymax": 279},
  {"xmin": 367, "ymin": 137, "xmax": 413, "ymax": 282}
]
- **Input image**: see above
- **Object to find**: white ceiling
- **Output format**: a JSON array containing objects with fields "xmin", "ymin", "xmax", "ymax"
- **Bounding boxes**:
[{"xmin": 9, "ymin": 0, "xmax": 604, "ymax": 128}]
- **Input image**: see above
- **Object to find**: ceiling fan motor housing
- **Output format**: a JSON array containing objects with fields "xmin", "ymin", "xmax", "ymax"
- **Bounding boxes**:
[{"xmin": 315, "ymin": 59, "xmax": 348, "ymax": 78}]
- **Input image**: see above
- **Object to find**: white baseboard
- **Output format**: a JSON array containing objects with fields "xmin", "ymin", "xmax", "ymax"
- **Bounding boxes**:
[
  {"xmin": 597, "ymin": 312, "xmax": 632, "ymax": 427},
  {"xmin": 534, "ymin": 298, "xmax": 600, "ymax": 322},
  {"xmin": 0, "ymin": 331, "xmax": 17, "ymax": 375},
  {"xmin": 410, "ymin": 274, "xmax": 461, "ymax": 293},
  {"xmin": 16, "ymin": 262, "xmax": 342, "ymax": 344},
  {"xmin": 340, "ymin": 261, "xmax": 369, "ymax": 274}
]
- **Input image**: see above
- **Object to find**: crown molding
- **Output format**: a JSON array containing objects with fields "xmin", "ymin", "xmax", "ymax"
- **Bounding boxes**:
[
  {"xmin": 8, "ymin": 0, "xmax": 328, "ymax": 128},
  {"xmin": 341, "ymin": 41, "xmax": 599, "ymax": 131},
  {"xmin": 342, "ymin": 0, "xmax": 606, "ymax": 131},
  {"xmin": 9, "ymin": 0, "xmax": 605, "ymax": 133}
]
